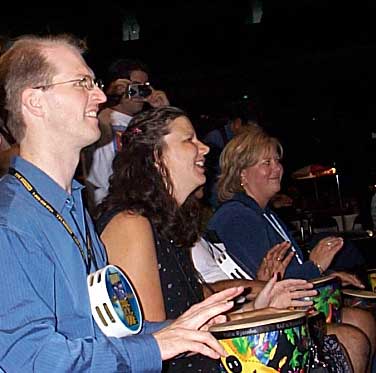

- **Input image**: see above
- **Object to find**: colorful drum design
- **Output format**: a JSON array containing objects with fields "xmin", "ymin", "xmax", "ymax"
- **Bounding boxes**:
[
  {"xmin": 342, "ymin": 288, "xmax": 376, "ymax": 318},
  {"xmin": 309, "ymin": 275, "xmax": 342, "ymax": 323},
  {"xmin": 367, "ymin": 269, "xmax": 376, "ymax": 292},
  {"xmin": 210, "ymin": 311, "xmax": 310, "ymax": 373},
  {"xmin": 307, "ymin": 311, "xmax": 327, "ymax": 350}
]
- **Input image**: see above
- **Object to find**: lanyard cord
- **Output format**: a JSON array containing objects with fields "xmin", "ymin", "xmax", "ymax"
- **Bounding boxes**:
[
  {"xmin": 9, "ymin": 167, "xmax": 98, "ymax": 274},
  {"xmin": 262, "ymin": 212, "xmax": 303, "ymax": 265}
]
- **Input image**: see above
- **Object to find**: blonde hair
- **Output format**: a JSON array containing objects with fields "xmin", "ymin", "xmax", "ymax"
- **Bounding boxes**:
[{"xmin": 217, "ymin": 125, "xmax": 283, "ymax": 202}]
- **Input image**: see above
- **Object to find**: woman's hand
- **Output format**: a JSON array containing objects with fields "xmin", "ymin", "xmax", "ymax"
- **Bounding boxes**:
[
  {"xmin": 309, "ymin": 236, "xmax": 343, "ymax": 272},
  {"xmin": 153, "ymin": 286, "xmax": 244, "ymax": 360},
  {"xmin": 332, "ymin": 271, "xmax": 365, "ymax": 288},
  {"xmin": 256, "ymin": 242, "xmax": 294, "ymax": 281},
  {"xmin": 253, "ymin": 273, "xmax": 317, "ymax": 309}
]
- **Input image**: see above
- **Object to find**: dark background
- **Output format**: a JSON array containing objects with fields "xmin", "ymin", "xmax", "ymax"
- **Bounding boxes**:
[{"xmin": 1, "ymin": 1, "xmax": 376, "ymax": 199}]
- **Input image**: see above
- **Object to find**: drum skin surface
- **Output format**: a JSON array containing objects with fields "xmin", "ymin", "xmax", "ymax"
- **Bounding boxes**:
[{"xmin": 210, "ymin": 311, "xmax": 309, "ymax": 373}]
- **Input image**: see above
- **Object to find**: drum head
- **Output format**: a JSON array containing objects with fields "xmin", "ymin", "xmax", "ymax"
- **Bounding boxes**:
[
  {"xmin": 213, "ymin": 310, "xmax": 310, "ymax": 372},
  {"xmin": 210, "ymin": 311, "xmax": 306, "ymax": 334},
  {"xmin": 343, "ymin": 289, "xmax": 376, "ymax": 298},
  {"xmin": 310, "ymin": 274, "xmax": 338, "ymax": 285}
]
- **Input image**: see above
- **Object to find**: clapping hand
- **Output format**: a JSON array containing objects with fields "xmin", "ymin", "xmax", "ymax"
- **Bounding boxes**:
[
  {"xmin": 254, "ymin": 273, "xmax": 317, "ymax": 309},
  {"xmin": 256, "ymin": 242, "xmax": 294, "ymax": 281}
]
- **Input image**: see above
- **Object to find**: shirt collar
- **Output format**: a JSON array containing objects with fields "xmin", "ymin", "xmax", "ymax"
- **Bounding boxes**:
[
  {"xmin": 10, "ymin": 156, "xmax": 84, "ymax": 213},
  {"xmin": 232, "ymin": 192, "xmax": 271, "ymax": 214},
  {"xmin": 110, "ymin": 109, "xmax": 132, "ymax": 127}
]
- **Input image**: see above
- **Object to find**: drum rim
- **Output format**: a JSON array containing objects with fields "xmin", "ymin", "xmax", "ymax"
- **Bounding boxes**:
[
  {"xmin": 310, "ymin": 274, "xmax": 339, "ymax": 285},
  {"xmin": 342, "ymin": 289, "xmax": 376, "ymax": 298},
  {"xmin": 209, "ymin": 311, "xmax": 306, "ymax": 333}
]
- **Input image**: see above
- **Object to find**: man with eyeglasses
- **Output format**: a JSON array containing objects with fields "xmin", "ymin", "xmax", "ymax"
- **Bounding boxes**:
[
  {"xmin": 0, "ymin": 33, "xmax": 242, "ymax": 373},
  {"xmin": 85, "ymin": 58, "xmax": 169, "ymax": 209}
]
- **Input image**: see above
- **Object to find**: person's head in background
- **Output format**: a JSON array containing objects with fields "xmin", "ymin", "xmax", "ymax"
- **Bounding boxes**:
[
  {"xmin": 104, "ymin": 58, "xmax": 151, "ymax": 116},
  {"xmin": 218, "ymin": 125, "xmax": 283, "ymax": 208},
  {"xmin": 98, "ymin": 106, "xmax": 209, "ymax": 248},
  {"xmin": 227, "ymin": 102, "xmax": 260, "ymax": 137}
]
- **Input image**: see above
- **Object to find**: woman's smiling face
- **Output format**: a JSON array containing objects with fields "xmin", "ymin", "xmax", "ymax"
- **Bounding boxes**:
[
  {"xmin": 241, "ymin": 146, "xmax": 283, "ymax": 208},
  {"xmin": 162, "ymin": 116, "xmax": 209, "ymax": 205}
]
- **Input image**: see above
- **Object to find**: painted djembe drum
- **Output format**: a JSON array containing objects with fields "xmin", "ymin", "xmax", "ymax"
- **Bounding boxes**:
[
  {"xmin": 309, "ymin": 275, "xmax": 342, "ymax": 323},
  {"xmin": 367, "ymin": 268, "xmax": 376, "ymax": 292},
  {"xmin": 307, "ymin": 311, "xmax": 327, "ymax": 351},
  {"xmin": 210, "ymin": 311, "xmax": 310, "ymax": 373},
  {"xmin": 342, "ymin": 288, "xmax": 376, "ymax": 318}
]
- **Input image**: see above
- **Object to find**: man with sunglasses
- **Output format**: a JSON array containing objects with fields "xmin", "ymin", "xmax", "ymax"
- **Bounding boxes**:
[
  {"xmin": 0, "ymin": 34, "xmax": 242, "ymax": 372},
  {"xmin": 85, "ymin": 58, "xmax": 169, "ymax": 209}
]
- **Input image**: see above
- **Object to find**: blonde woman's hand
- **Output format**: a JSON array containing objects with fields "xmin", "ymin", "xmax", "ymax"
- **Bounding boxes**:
[
  {"xmin": 309, "ymin": 236, "xmax": 343, "ymax": 272},
  {"xmin": 256, "ymin": 242, "xmax": 294, "ymax": 281}
]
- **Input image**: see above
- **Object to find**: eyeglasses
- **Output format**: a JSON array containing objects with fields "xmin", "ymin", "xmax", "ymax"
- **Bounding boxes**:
[{"xmin": 32, "ymin": 75, "xmax": 104, "ymax": 91}]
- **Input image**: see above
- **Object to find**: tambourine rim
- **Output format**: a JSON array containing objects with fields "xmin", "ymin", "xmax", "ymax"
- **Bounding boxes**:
[
  {"xmin": 209, "ymin": 311, "xmax": 306, "ymax": 333},
  {"xmin": 87, "ymin": 264, "xmax": 143, "ymax": 337}
]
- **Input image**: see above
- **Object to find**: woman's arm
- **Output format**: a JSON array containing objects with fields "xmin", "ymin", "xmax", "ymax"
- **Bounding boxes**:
[{"xmin": 101, "ymin": 212, "xmax": 166, "ymax": 322}]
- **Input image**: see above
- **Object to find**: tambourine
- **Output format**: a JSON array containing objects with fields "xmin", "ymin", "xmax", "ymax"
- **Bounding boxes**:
[{"xmin": 87, "ymin": 265, "xmax": 143, "ymax": 338}]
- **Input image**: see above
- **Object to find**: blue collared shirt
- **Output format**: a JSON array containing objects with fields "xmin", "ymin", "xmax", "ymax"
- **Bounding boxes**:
[{"xmin": 0, "ymin": 156, "xmax": 163, "ymax": 372}]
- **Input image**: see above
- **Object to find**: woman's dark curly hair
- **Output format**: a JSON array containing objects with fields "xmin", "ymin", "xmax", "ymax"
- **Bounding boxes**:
[{"xmin": 97, "ymin": 106, "xmax": 202, "ymax": 248}]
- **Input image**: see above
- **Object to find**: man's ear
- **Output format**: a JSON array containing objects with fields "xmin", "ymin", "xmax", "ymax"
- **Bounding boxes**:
[{"xmin": 21, "ymin": 88, "xmax": 44, "ymax": 117}]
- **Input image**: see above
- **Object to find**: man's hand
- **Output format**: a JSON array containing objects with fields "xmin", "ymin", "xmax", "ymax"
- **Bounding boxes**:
[{"xmin": 153, "ymin": 286, "xmax": 243, "ymax": 361}]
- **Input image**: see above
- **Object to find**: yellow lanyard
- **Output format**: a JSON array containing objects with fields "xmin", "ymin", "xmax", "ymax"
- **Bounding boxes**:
[{"xmin": 9, "ymin": 167, "xmax": 98, "ymax": 274}]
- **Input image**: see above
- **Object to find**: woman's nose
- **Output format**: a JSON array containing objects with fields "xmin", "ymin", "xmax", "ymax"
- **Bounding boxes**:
[{"xmin": 199, "ymin": 140, "xmax": 210, "ymax": 155}]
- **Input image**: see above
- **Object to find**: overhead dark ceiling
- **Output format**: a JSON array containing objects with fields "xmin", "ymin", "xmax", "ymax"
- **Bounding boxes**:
[{"xmin": 1, "ymin": 2, "xmax": 375, "ymax": 181}]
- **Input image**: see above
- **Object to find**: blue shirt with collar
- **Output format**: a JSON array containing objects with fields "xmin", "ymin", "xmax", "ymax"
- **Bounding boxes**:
[
  {"xmin": 0, "ymin": 156, "xmax": 164, "ymax": 372},
  {"xmin": 207, "ymin": 192, "xmax": 320, "ymax": 280}
]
